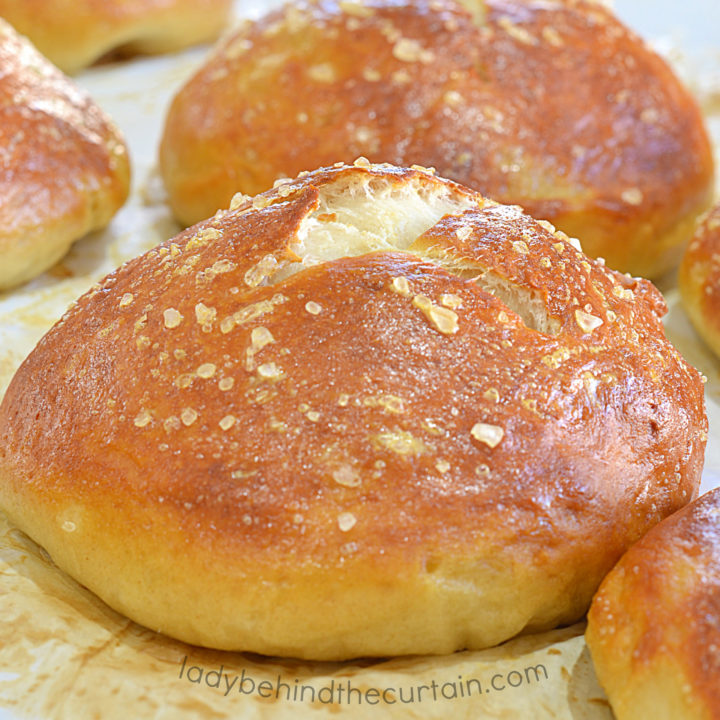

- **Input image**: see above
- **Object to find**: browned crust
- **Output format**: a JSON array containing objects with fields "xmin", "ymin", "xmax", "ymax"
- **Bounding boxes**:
[
  {"xmin": 0, "ymin": 0, "xmax": 233, "ymax": 73},
  {"xmin": 586, "ymin": 487, "xmax": 720, "ymax": 720},
  {"xmin": 159, "ymin": 0, "xmax": 714, "ymax": 278},
  {"xmin": 0, "ymin": 19, "xmax": 130, "ymax": 289},
  {"xmin": 0, "ymin": 163, "xmax": 706, "ymax": 659},
  {"xmin": 680, "ymin": 203, "xmax": 720, "ymax": 358}
]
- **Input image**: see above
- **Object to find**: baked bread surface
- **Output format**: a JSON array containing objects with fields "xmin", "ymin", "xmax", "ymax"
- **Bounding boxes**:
[
  {"xmin": 159, "ymin": 0, "xmax": 715, "ymax": 278},
  {"xmin": 0, "ymin": 19, "xmax": 130, "ymax": 290},
  {"xmin": 680, "ymin": 203, "xmax": 720, "ymax": 358},
  {"xmin": 0, "ymin": 163, "xmax": 706, "ymax": 659},
  {"xmin": 586, "ymin": 487, "xmax": 720, "ymax": 720},
  {"xmin": 0, "ymin": 0, "xmax": 232, "ymax": 73}
]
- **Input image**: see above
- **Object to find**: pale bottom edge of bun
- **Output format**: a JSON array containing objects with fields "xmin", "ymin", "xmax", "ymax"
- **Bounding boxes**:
[
  {"xmin": 0, "ymin": 475, "xmax": 598, "ymax": 662},
  {"xmin": 586, "ymin": 627, "xmax": 708, "ymax": 720}
]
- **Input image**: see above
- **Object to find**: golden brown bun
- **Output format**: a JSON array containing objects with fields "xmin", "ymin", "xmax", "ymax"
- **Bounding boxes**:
[
  {"xmin": 159, "ymin": 0, "xmax": 714, "ymax": 278},
  {"xmin": 679, "ymin": 203, "xmax": 720, "ymax": 357},
  {"xmin": 586, "ymin": 487, "xmax": 720, "ymax": 720},
  {"xmin": 0, "ymin": 162, "xmax": 706, "ymax": 660},
  {"xmin": 0, "ymin": 19, "xmax": 130, "ymax": 291},
  {"xmin": 0, "ymin": 0, "xmax": 233, "ymax": 74}
]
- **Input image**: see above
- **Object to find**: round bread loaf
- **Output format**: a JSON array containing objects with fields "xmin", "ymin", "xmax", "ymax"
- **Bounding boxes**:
[
  {"xmin": 586, "ymin": 487, "xmax": 720, "ymax": 720},
  {"xmin": 0, "ymin": 162, "xmax": 706, "ymax": 660},
  {"xmin": 0, "ymin": 0, "xmax": 232, "ymax": 74},
  {"xmin": 159, "ymin": 0, "xmax": 714, "ymax": 279},
  {"xmin": 680, "ymin": 203, "xmax": 720, "ymax": 358},
  {"xmin": 0, "ymin": 19, "xmax": 130, "ymax": 291}
]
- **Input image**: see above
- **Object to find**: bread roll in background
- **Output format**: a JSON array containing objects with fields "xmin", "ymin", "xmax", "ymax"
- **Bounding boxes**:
[
  {"xmin": 0, "ymin": 162, "xmax": 706, "ymax": 660},
  {"xmin": 0, "ymin": 19, "xmax": 130, "ymax": 291},
  {"xmin": 586, "ymin": 487, "xmax": 720, "ymax": 720},
  {"xmin": 680, "ymin": 203, "xmax": 720, "ymax": 358},
  {"xmin": 0, "ymin": 0, "xmax": 233, "ymax": 74},
  {"xmin": 159, "ymin": 0, "xmax": 714, "ymax": 279}
]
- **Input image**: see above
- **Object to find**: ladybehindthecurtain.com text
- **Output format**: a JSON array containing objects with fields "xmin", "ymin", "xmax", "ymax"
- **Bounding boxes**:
[{"xmin": 178, "ymin": 656, "xmax": 550, "ymax": 706}]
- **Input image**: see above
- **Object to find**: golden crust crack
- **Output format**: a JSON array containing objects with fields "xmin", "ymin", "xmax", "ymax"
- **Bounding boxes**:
[{"xmin": 0, "ymin": 162, "xmax": 707, "ymax": 660}]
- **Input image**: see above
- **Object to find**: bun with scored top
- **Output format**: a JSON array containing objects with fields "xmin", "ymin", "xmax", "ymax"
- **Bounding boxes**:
[
  {"xmin": 160, "ymin": 0, "xmax": 715, "ymax": 278},
  {"xmin": 587, "ymin": 487, "xmax": 720, "ymax": 720},
  {"xmin": 0, "ymin": 19, "xmax": 130, "ymax": 290},
  {"xmin": 0, "ymin": 162, "xmax": 706, "ymax": 660}
]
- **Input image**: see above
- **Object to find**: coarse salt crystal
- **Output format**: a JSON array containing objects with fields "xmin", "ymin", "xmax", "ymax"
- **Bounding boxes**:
[{"xmin": 471, "ymin": 422, "xmax": 504, "ymax": 448}]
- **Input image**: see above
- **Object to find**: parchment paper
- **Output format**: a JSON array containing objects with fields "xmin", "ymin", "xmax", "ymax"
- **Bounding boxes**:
[{"xmin": 0, "ymin": 1, "xmax": 717, "ymax": 717}]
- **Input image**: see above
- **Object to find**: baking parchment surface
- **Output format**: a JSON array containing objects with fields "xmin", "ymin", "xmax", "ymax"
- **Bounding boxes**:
[{"xmin": 0, "ymin": 0, "xmax": 718, "ymax": 716}]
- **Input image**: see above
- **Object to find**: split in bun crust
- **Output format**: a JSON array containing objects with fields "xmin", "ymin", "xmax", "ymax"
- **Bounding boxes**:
[
  {"xmin": 160, "ymin": 0, "xmax": 715, "ymax": 278},
  {"xmin": 0, "ymin": 163, "xmax": 706, "ymax": 660}
]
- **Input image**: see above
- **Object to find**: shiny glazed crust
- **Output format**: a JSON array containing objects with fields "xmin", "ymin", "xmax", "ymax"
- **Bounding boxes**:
[
  {"xmin": 0, "ymin": 19, "xmax": 130, "ymax": 290},
  {"xmin": 0, "ymin": 162, "xmax": 706, "ymax": 660},
  {"xmin": 679, "ymin": 203, "xmax": 720, "ymax": 358},
  {"xmin": 159, "ymin": 0, "xmax": 714, "ymax": 278},
  {"xmin": 0, "ymin": 0, "xmax": 233, "ymax": 73},
  {"xmin": 586, "ymin": 487, "xmax": 720, "ymax": 720}
]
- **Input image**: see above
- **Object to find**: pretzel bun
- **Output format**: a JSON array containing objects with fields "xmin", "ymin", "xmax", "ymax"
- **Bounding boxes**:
[
  {"xmin": 0, "ymin": 19, "xmax": 130, "ymax": 291},
  {"xmin": 0, "ymin": 162, "xmax": 706, "ymax": 660},
  {"xmin": 0, "ymin": 0, "xmax": 232, "ymax": 74},
  {"xmin": 586, "ymin": 487, "xmax": 720, "ymax": 720},
  {"xmin": 159, "ymin": 0, "xmax": 714, "ymax": 279},
  {"xmin": 679, "ymin": 203, "xmax": 720, "ymax": 357}
]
